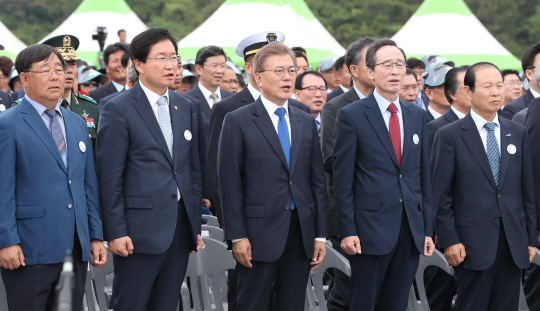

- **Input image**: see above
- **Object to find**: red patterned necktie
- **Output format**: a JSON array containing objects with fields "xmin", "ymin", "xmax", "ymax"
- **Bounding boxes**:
[{"xmin": 387, "ymin": 103, "xmax": 401, "ymax": 167}]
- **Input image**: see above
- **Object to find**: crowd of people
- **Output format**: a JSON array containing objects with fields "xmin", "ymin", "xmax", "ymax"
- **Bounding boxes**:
[{"xmin": 0, "ymin": 25, "xmax": 539, "ymax": 311}]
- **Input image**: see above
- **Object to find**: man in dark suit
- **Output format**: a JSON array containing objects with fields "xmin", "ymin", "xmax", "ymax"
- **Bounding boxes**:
[
  {"xmin": 293, "ymin": 70, "xmax": 328, "ymax": 138},
  {"xmin": 321, "ymin": 36, "xmax": 376, "ymax": 311},
  {"xmin": 432, "ymin": 62, "xmax": 537, "ymax": 311},
  {"xmin": 500, "ymin": 43, "xmax": 540, "ymax": 120},
  {"xmin": 326, "ymin": 56, "xmax": 350, "ymax": 102},
  {"xmin": 333, "ymin": 38, "xmax": 434, "ymax": 311},
  {"xmin": 423, "ymin": 63, "xmax": 452, "ymax": 123},
  {"xmin": 97, "ymin": 28, "xmax": 204, "ymax": 311},
  {"xmin": 0, "ymin": 89, "xmax": 10, "ymax": 112},
  {"xmin": 424, "ymin": 65, "xmax": 470, "ymax": 311},
  {"xmin": 185, "ymin": 45, "xmax": 233, "ymax": 144},
  {"xmin": 97, "ymin": 52, "xmax": 130, "ymax": 112},
  {"xmin": 0, "ymin": 44, "xmax": 106, "ymax": 310},
  {"xmin": 407, "ymin": 57, "xmax": 428, "ymax": 110},
  {"xmin": 89, "ymin": 42, "xmax": 129, "ymax": 104},
  {"xmin": 218, "ymin": 42, "xmax": 328, "ymax": 311}
]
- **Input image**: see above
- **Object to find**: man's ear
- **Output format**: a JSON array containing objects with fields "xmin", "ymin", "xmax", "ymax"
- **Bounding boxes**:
[
  {"xmin": 464, "ymin": 86, "xmax": 473, "ymax": 101},
  {"xmin": 19, "ymin": 72, "xmax": 30, "ymax": 88},
  {"xmin": 425, "ymin": 88, "xmax": 434, "ymax": 101}
]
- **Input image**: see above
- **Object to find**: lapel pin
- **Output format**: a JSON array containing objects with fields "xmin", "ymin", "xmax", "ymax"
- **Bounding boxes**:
[
  {"xmin": 184, "ymin": 130, "xmax": 192, "ymax": 141},
  {"xmin": 79, "ymin": 141, "xmax": 86, "ymax": 153},
  {"xmin": 506, "ymin": 134, "xmax": 511, "ymax": 136},
  {"xmin": 507, "ymin": 144, "xmax": 516, "ymax": 155},
  {"xmin": 412, "ymin": 134, "xmax": 419, "ymax": 145},
  {"xmin": 174, "ymin": 106, "xmax": 178, "ymax": 110}
]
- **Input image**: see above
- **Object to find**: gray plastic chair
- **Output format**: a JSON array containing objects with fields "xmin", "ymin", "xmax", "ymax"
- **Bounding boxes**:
[
  {"xmin": 201, "ymin": 225, "xmax": 225, "ymax": 242},
  {"xmin": 407, "ymin": 249, "xmax": 454, "ymax": 311},
  {"xmin": 202, "ymin": 215, "xmax": 220, "ymax": 227},
  {"xmin": 0, "ymin": 268, "xmax": 8, "ymax": 311},
  {"xmin": 84, "ymin": 248, "xmax": 115, "ymax": 311},
  {"xmin": 304, "ymin": 240, "xmax": 351, "ymax": 311},
  {"xmin": 183, "ymin": 237, "xmax": 235, "ymax": 311}
]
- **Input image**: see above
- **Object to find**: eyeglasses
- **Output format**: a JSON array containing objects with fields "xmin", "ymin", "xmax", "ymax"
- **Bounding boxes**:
[
  {"xmin": 400, "ymin": 85, "xmax": 419, "ymax": 92},
  {"xmin": 26, "ymin": 69, "xmax": 66, "ymax": 77},
  {"xmin": 82, "ymin": 81, "xmax": 99, "ymax": 87},
  {"xmin": 259, "ymin": 66, "xmax": 298, "ymax": 77},
  {"xmin": 222, "ymin": 79, "xmax": 238, "ymax": 84},
  {"xmin": 374, "ymin": 61, "xmax": 407, "ymax": 70},
  {"xmin": 300, "ymin": 86, "xmax": 328, "ymax": 94},
  {"xmin": 204, "ymin": 63, "xmax": 227, "ymax": 71},
  {"xmin": 504, "ymin": 80, "xmax": 522, "ymax": 87},
  {"xmin": 146, "ymin": 55, "xmax": 180, "ymax": 64}
]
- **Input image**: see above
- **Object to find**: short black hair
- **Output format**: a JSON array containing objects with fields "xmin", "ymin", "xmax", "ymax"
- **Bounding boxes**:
[
  {"xmin": 405, "ymin": 68, "xmax": 417, "ymax": 81},
  {"xmin": 291, "ymin": 46, "xmax": 307, "ymax": 55},
  {"xmin": 130, "ymin": 28, "xmax": 178, "ymax": 65},
  {"xmin": 521, "ymin": 43, "xmax": 540, "ymax": 72},
  {"xmin": 103, "ymin": 42, "xmax": 129, "ymax": 65},
  {"xmin": 118, "ymin": 29, "xmax": 126, "ymax": 35},
  {"xmin": 15, "ymin": 44, "xmax": 65, "ymax": 74},
  {"xmin": 294, "ymin": 70, "xmax": 327, "ymax": 90},
  {"xmin": 464, "ymin": 62, "xmax": 500, "ymax": 93},
  {"xmin": 444, "ymin": 65, "xmax": 470, "ymax": 104},
  {"xmin": 407, "ymin": 57, "xmax": 425, "ymax": 70},
  {"xmin": 365, "ymin": 38, "xmax": 406, "ymax": 70},
  {"xmin": 0, "ymin": 57, "xmax": 14, "ymax": 77},
  {"xmin": 195, "ymin": 45, "xmax": 226, "ymax": 66},
  {"xmin": 501, "ymin": 69, "xmax": 520, "ymax": 81},
  {"xmin": 294, "ymin": 50, "xmax": 308, "ymax": 65},
  {"xmin": 335, "ymin": 56, "xmax": 346, "ymax": 73},
  {"xmin": 121, "ymin": 51, "xmax": 130, "ymax": 68},
  {"xmin": 345, "ymin": 37, "xmax": 376, "ymax": 73}
]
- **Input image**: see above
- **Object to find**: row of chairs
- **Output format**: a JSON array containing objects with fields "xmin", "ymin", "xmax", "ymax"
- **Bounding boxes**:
[{"xmin": 0, "ymin": 215, "xmax": 538, "ymax": 310}]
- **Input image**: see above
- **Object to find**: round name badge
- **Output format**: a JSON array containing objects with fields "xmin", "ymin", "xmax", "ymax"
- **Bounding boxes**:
[
  {"xmin": 412, "ymin": 134, "xmax": 419, "ymax": 145},
  {"xmin": 79, "ymin": 141, "xmax": 86, "ymax": 153},
  {"xmin": 507, "ymin": 144, "xmax": 516, "ymax": 155},
  {"xmin": 0, "ymin": 104, "xmax": 5, "ymax": 112},
  {"xmin": 184, "ymin": 130, "xmax": 192, "ymax": 141}
]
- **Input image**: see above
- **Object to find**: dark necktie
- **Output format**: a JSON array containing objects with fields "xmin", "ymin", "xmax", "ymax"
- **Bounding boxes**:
[
  {"xmin": 387, "ymin": 103, "xmax": 401, "ymax": 167},
  {"xmin": 61, "ymin": 99, "xmax": 69, "ymax": 109}
]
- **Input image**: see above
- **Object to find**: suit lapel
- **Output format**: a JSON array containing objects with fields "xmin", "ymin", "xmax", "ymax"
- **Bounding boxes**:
[
  {"xmin": 461, "ymin": 114, "xmax": 497, "ymax": 190},
  {"xmin": 132, "ymin": 83, "xmax": 173, "ymax": 166},
  {"xmin": 241, "ymin": 87, "xmax": 255, "ymax": 105},
  {"xmin": 400, "ymin": 101, "xmax": 413, "ymax": 167},
  {"xmin": 446, "ymin": 108, "xmax": 458, "ymax": 123},
  {"xmin": 497, "ymin": 120, "xmax": 512, "ymax": 190},
  {"xmin": 195, "ymin": 86, "xmax": 211, "ymax": 118},
  {"xmin": 346, "ymin": 88, "xmax": 361, "ymax": 103},
  {"xmin": 289, "ymin": 106, "xmax": 303, "ymax": 174},
  {"xmin": 252, "ymin": 99, "xmax": 289, "ymax": 171},
  {"xmin": 63, "ymin": 111, "xmax": 78, "ymax": 176},
  {"xmin": 108, "ymin": 82, "xmax": 117, "ymax": 95},
  {"xmin": 169, "ymin": 93, "xmax": 189, "ymax": 172},
  {"xmin": 20, "ymin": 100, "xmax": 67, "ymax": 174},
  {"xmin": 364, "ymin": 95, "xmax": 399, "ymax": 168}
]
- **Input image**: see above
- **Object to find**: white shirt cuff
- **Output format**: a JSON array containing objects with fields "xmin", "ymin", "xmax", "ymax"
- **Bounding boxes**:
[
  {"xmin": 232, "ymin": 238, "xmax": 246, "ymax": 243},
  {"xmin": 315, "ymin": 238, "xmax": 326, "ymax": 242}
]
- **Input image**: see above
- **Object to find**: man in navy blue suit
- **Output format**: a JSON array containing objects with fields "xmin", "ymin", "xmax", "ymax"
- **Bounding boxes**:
[
  {"xmin": 218, "ymin": 42, "xmax": 329, "ymax": 311},
  {"xmin": 333, "ymin": 38, "xmax": 434, "ymax": 311},
  {"xmin": 0, "ymin": 44, "xmax": 106, "ymax": 310},
  {"xmin": 89, "ymin": 42, "xmax": 129, "ymax": 105},
  {"xmin": 98, "ymin": 28, "xmax": 204, "ymax": 311},
  {"xmin": 432, "ymin": 62, "xmax": 538, "ymax": 311}
]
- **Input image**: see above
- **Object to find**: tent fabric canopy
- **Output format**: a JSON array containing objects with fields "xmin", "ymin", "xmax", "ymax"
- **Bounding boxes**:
[
  {"xmin": 0, "ymin": 20, "xmax": 27, "ymax": 60},
  {"xmin": 392, "ymin": 0, "xmax": 521, "ymax": 70},
  {"xmin": 40, "ymin": 0, "xmax": 147, "ymax": 66},
  {"xmin": 177, "ymin": 0, "xmax": 346, "ymax": 68}
]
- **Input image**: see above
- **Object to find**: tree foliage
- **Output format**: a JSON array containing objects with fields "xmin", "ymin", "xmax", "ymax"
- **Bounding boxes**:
[{"xmin": 0, "ymin": 0, "xmax": 538, "ymax": 60}]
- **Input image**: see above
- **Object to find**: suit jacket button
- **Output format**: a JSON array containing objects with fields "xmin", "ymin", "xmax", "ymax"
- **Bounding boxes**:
[
  {"xmin": 495, "ymin": 216, "xmax": 500, "ymax": 221},
  {"xmin": 398, "ymin": 199, "xmax": 403, "ymax": 204},
  {"xmin": 68, "ymin": 180, "xmax": 72, "ymax": 184},
  {"xmin": 399, "ymin": 175, "xmax": 403, "ymax": 179},
  {"xmin": 289, "ymin": 181, "xmax": 293, "ymax": 185},
  {"xmin": 67, "ymin": 204, "xmax": 72, "ymax": 209},
  {"xmin": 286, "ymin": 205, "xmax": 291, "ymax": 210},
  {"xmin": 172, "ymin": 194, "xmax": 177, "ymax": 199},
  {"xmin": 497, "ymin": 193, "xmax": 502, "ymax": 198},
  {"xmin": 174, "ymin": 171, "xmax": 178, "ymax": 176}
]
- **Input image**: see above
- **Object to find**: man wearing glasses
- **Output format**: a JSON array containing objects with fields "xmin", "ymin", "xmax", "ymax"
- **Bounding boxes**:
[
  {"xmin": 218, "ymin": 42, "xmax": 328, "ymax": 311},
  {"xmin": 501, "ymin": 70, "xmax": 523, "ymax": 110},
  {"xmin": 500, "ymin": 43, "xmax": 540, "ymax": 120},
  {"xmin": 333, "ymin": 38, "xmax": 434, "ymax": 311},
  {"xmin": 220, "ymin": 67, "xmax": 239, "ymax": 93},
  {"xmin": 293, "ymin": 70, "xmax": 328, "ymax": 136}
]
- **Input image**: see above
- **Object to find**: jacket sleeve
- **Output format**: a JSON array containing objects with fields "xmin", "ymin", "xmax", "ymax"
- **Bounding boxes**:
[
  {"xmin": 82, "ymin": 118, "xmax": 103, "ymax": 241},
  {"xmin": 310, "ymin": 118, "xmax": 329, "ymax": 238},
  {"xmin": 520, "ymin": 129, "xmax": 538, "ymax": 246},
  {"xmin": 207, "ymin": 103, "xmax": 227, "ymax": 227},
  {"xmin": 190, "ymin": 101, "xmax": 203, "ymax": 235},
  {"xmin": 420, "ymin": 115, "xmax": 434, "ymax": 236}
]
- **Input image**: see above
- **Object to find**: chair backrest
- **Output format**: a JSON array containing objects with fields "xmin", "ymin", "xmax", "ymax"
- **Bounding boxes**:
[
  {"xmin": 183, "ymin": 237, "xmax": 236, "ymax": 311},
  {"xmin": 0, "ymin": 269, "xmax": 8, "ymax": 311},
  {"xmin": 305, "ymin": 241, "xmax": 351, "ymax": 311},
  {"xmin": 201, "ymin": 225, "xmax": 225, "ymax": 242},
  {"xmin": 407, "ymin": 249, "xmax": 454, "ymax": 311},
  {"xmin": 202, "ymin": 215, "xmax": 219, "ymax": 227},
  {"xmin": 84, "ymin": 248, "xmax": 115, "ymax": 311}
]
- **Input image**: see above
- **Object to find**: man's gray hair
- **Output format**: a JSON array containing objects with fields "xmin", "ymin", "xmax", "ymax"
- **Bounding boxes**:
[
  {"xmin": 535, "ymin": 62, "xmax": 540, "ymax": 85},
  {"xmin": 127, "ymin": 62, "xmax": 138, "ymax": 83}
]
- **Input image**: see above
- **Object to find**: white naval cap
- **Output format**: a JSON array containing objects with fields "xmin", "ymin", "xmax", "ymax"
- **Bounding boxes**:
[{"xmin": 235, "ymin": 31, "xmax": 286, "ymax": 59}]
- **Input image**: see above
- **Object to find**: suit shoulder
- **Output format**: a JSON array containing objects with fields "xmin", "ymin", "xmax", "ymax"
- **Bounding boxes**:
[
  {"xmin": 215, "ymin": 91, "xmax": 247, "ymax": 110},
  {"xmin": 0, "ymin": 104, "xmax": 20, "ymax": 122},
  {"xmin": 505, "ymin": 95, "xmax": 526, "ymax": 110},
  {"xmin": 76, "ymin": 93, "xmax": 97, "ymax": 105},
  {"xmin": 288, "ymin": 104, "xmax": 311, "ymax": 120}
]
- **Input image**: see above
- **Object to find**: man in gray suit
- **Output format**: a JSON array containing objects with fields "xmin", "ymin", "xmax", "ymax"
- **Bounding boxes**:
[{"xmin": 321, "ymin": 36, "xmax": 376, "ymax": 311}]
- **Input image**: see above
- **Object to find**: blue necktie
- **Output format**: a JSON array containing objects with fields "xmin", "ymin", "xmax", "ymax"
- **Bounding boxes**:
[
  {"xmin": 44, "ymin": 109, "xmax": 67, "ymax": 167},
  {"xmin": 415, "ymin": 94, "xmax": 424, "ymax": 110},
  {"xmin": 157, "ymin": 96, "xmax": 173, "ymax": 157},
  {"xmin": 484, "ymin": 122, "xmax": 500, "ymax": 187},
  {"xmin": 316, "ymin": 119, "xmax": 320, "ymax": 131},
  {"xmin": 275, "ymin": 107, "xmax": 295, "ymax": 210}
]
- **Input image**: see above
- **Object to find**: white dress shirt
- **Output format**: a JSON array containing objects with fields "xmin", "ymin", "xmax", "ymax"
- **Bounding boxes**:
[
  {"xmin": 450, "ymin": 105, "xmax": 466, "ymax": 119},
  {"xmin": 428, "ymin": 105, "xmax": 443, "ymax": 120},
  {"xmin": 353, "ymin": 85, "xmax": 368, "ymax": 100},
  {"xmin": 530, "ymin": 87, "xmax": 540, "ymax": 99},
  {"xmin": 340, "ymin": 85, "xmax": 350, "ymax": 93},
  {"xmin": 470, "ymin": 108, "xmax": 501, "ymax": 154},
  {"xmin": 373, "ymin": 89, "xmax": 404, "ymax": 154},
  {"xmin": 111, "ymin": 80, "xmax": 125, "ymax": 93},
  {"xmin": 247, "ymin": 82, "xmax": 261, "ymax": 101},
  {"xmin": 198, "ymin": 82, "xmax": 221, "ymax": 109},
  {"xmin": 234, "ymin": 95, "xmax": 325, "ymax": 243}
]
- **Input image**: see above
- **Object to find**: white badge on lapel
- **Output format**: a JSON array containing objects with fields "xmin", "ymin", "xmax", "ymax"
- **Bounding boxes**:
[
  {"xmin": 79, "ymin": 141, "xmax": 86, "ymax": 152},
  {"xmin": 507, "ymin": 144, "xmax": 516, "ymax": 155},
  {"xmin": 184, "ymin": 130, "xmax": 192, "ymax": 141},
  {"xmin": 0, "ymin": 104, "xmax": 5, "ymax": 112},
  {"xmin": 412, "ymin": 134, "xmax": 419, "ymax": 145}
]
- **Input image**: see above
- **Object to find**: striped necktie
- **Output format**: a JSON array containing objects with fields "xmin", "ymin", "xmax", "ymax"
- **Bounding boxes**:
[
  {"xmin": 44, "ymin": 109, "xmax": 67, "ymax": 167},
  {"xmin": 484, "ymin": 122, "xmax": 500, "ymax": 187}
]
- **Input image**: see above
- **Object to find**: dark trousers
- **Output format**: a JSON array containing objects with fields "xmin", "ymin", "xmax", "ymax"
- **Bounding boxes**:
[
  {"xmin": 1, "ymin": 232, "xmax": 87, "ymax": 311},
  {"xmin": 111, "ymin": 199, "xmax": 192, "ymax": 311},
  {"xmin": 523, "ymin": 264, "xmax": 540, "ymax": 310},
  {"xmin": 453, "ymin": 221, "xmax": 521, "ymax": 311},
  {"xmin": 235, "ymin": 208, "xmax": 311, "ymax": 311},
  {"xmin": 424, "ymin": 263, "xmax": 456, "ymax": 311},
  {"xmin": 327, "ymin": 236, "xmax": 351, "ymax": 311},
  {"xmin": 349, "ymin": 211, "xmax": 419, "ymax": 311}
]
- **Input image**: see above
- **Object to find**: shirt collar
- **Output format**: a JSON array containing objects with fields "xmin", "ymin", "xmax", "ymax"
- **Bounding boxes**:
[
  {"xmin": 428, "ymin": 105, "xmax": 442, "ymax": 119},
  {"xmin": 63, "ymin": 90, "xmax": 72, "ymax": 106},
  {"xmin": 25, "ymin": 94, "xmax": 62, "ymax": 117},
  {"xmin": 353, "ymin": 85, "xmax": 368, "ymax": 100},
  {"xmin": 111, "ymin": 80, "xmax": 125, "ymax": 93},
  {"xmin": 247, "ymin": 82, "xmax": 261, "ymax": 101},
  {"xmin": 340, "ymin": 85, "xmax": 350, "ymax": 93},
  {"xmin": 450, "ymin": 105, "xmax": 466, "ymax": 119},
  {"xmin": 470, "ymin": 108, "xmax": 500, "ymax": 132},
  {"xmin": 261, "ymin": 95, "xmax": 289, "ymax": 119},
  {"xmin": 315, "ymin": 113, "xmax": 321, "ymax": 123},
  {"xmin": 198, "ymin": 82, "xmax": 221, "ymax": 101},
  {"xmin": 373, "ymin": 88, "xmax": 401, "ymax": 115},
  {"xmin": 139, "ymin": 80, "xmax": 169, "ymax": 107},
  {"xmin": 530, "ymin": 87, "xmax": 540, "ymax": 99}
]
